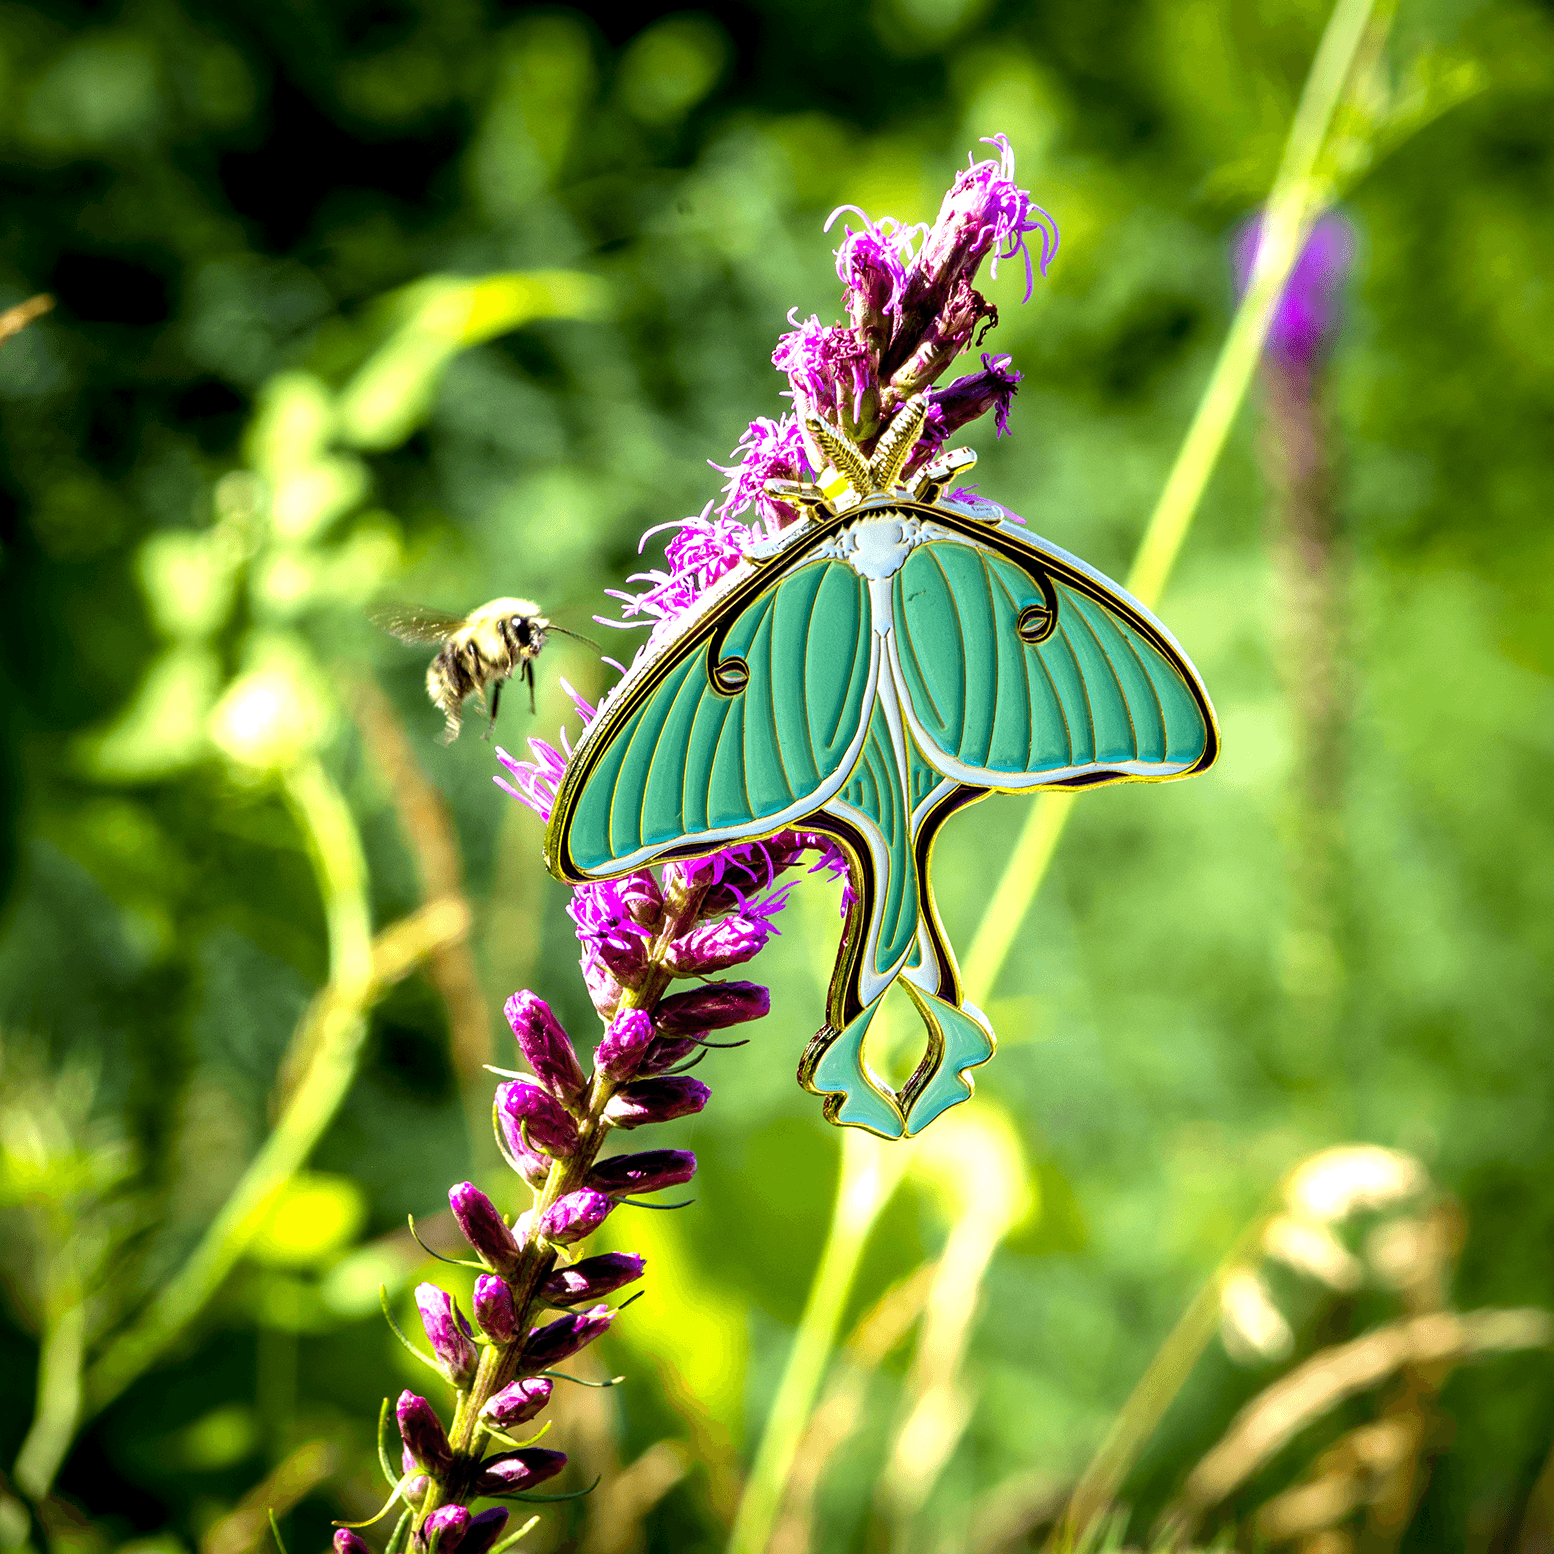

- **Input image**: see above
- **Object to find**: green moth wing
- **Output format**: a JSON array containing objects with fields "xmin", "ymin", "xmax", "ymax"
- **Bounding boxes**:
[{"xmin": 548, "ymin": 556, "xmax": 876, "ymax": 880}]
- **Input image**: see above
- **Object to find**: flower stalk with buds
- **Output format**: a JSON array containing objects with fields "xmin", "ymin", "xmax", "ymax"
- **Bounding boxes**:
[{"xmin": 345, "ymin": 134, "xmax": 1053, "ymax": 1552}]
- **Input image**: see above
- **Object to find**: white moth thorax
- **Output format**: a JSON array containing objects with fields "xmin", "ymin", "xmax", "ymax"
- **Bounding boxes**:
[{"xmin": 813, "ymin": 510, "xmax": 960, "ymax": 582}]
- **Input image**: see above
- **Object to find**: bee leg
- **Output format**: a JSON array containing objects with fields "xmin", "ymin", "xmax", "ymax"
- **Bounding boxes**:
[
  {"xmin": 483, "ymin": 679, "xmax": 502, "ymax": 741},
  {"xmin": 525, "ymin": 658, "xmax": 536, "ymax": 714}
]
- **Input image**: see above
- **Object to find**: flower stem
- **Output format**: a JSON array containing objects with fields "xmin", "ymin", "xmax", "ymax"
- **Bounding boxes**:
[
  {"xmin": 726, "ymin": 1131, "xmax": 913, "ymax": 1554},
  {"xmin": 85, "ymin": 757, "xmax": 373, "ymax": 1416},
  {"xmin": 410, "ymin": 869, "xmax": 712, "ymax": 1529},
  {"xmin": 964, "ymin": 0, "xmax": 1381, "ymax": 1013}
]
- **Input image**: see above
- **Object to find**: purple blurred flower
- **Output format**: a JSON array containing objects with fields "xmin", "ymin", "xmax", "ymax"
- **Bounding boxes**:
[
  {"xmin": 460, "ymin": 1510, "xmax": 510, "ymax": 1554},
  {"xmin": 537, "ymin": 1187, "xmax": 615, "ymax": 1245},
  {"xmin": 655, "ymin": 980, "xmax": 770, "ymax": 1034},
  {"xmin": 481, "ymin": 1376, "xmax": 553, "ymax": 1429},
  {"xmin": 415, "ymin": 1285, "xmax": 477, "ymax": 1388},
  {"xmin": 596, "ymin": 1007, "xmax": 655, "ymax": 1082},
  {"xmin": 1233, "ymin": 209, "xmax": 1356, "ymax": 368},
  {"xmin": 416, "ymin": 1506, "xmax": 470, "ymax": 1554},
  {"xmin": 398, "ymin": 1390, "xmax": 453, "ymax": 1477},
  {"xmin": 542, "ymin": 1252, "xmax": 646, "ymax": 1307},
  {"xmin": 474, "ymin": 1449, "xmax": 569, "ymax": 1498},
  {"xmin": 590, "ymin": 1149, "xmax": 697, "ymax": 1198},
  {"xmin": 604, "ymin": 1075, "xmax": 711, "ymax": 1130},
  {"xmin": 473, "ymin": 1274, "xmax": 518, "ymax": 1343},
  {"xmin": 400, "ymin": 1444, "xmax": 429, "ymax": 1504},
  {"xmin": 504, "ymin": 991, "xmax": 587, "ymax": 1101},
  {"xmin": 336, "ymin": 1532, "xmax": 373, "ymax": 1554},
  {"xmin": 449, "ymin": 1182, "xmax": 521, "ymax": 1275},
  {"xmin": 498, "ymin": 1081, "xmax": 581, "ymax": 1160},
  {"xmin": 524, "ymin": 1303, "xmax": 616, "ymax": 1368}
]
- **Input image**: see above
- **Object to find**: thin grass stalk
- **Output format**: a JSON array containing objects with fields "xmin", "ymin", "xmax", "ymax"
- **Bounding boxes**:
[
  {"xmin": 963, "ymin": 0, "xmax": 1381, "ymax": 1008},
  {"xmin": 735, "ymin": 3, "xmax": 1382, "ymax": 1545},
  {"xmin": 84, "ymin": 756, "xmax": 374, "ymax": 1418},
  {"xmin": 726, "ymin": 1131, "xmax": 914, "ymax": 1554}
]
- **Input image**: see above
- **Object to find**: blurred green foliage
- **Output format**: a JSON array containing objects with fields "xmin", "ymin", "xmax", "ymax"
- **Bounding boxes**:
[{"xmin": 2, "ymin": 1, "xmax": 1554, "ymax": 1552}]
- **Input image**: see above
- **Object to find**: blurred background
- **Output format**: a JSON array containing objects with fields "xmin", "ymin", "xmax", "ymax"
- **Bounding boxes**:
[{"xmin": 2, "ymin": 0, "xmax": 1553, "ymax": 1551}]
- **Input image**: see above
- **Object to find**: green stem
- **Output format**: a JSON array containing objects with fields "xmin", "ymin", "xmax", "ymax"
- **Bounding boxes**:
[
  {"xmin": 84, "ymin": 756, "xmax": 373, "ymax": 1416},
  {"xmin": 963, "ymin": 0, "xmax": 1380, "ymax": 1011},
  {"xmin": 726, "ymin": 1131, "xmax": 913, "ymax": 1554}
]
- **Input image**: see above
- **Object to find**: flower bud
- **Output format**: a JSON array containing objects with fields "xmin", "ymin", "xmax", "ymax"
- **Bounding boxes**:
[
  {"xmin": 474, "ymin": 1448, "xmax": 568, "ymax": 1498},
  {"xmin": 450, "ymin": 1183, "xmax": 521, "ymax": 1274},
  {"xmin": 498, "ymin": 1081, "xmax": 581, "ymax": 1159},
  {"xmin": 335, "ymin": 1533, "xmax": 373, "ymax": 1554},
  {"xmin": 504, "ymin": 991, "xmax": 587, "ymax": 1101},
  {"xmin": 595, "ymin": 1007, "xmax": 654, "ymax": 1082},
  {"xmin": 460, "ymin": 1510, "xmax": 510, "ymax": 1554},
  {"xmin": 664, "ymin": 916, "xmax": 771, "ymax": 974},
  {"xmin": 537, "ymin": 1188, "xmax": 614, "ymax": 1245},
  {"xmin": 400, "ymin": 1445, "xmax": 429, "ymax": 1504},
  {"xmin": 582, "ymin": 955, "xmax": 624, "ymax": 1022},
  {"xmin": 416, "ymin": 1505, "xmax": 469, "ymax": 1554},
  {"xmin": 604, "ymin": 1076, "xmax": 710, "ymax": 1130},
  {"xmin": 589, "ymin": 1150, "xmax": 697, "ymax": 1198},
  {"xmin": 397, "ymin": 1390, "xmax": 453, "ymax": 1477},
  {"xmin": 524, "ymin": 1303, "xmax": 615, "ymax": 1368},
  {"xmin": 473, "ymin": 1274, "xmax": 518, "ymax": 1343},
  {"xmin": 655, "ymin": 981, "xmax": 769, "ymax": 1034},
  {"xmin": 480, "ymin": 1376, "xmax": 553, "ymax": 1429},
  {"xmin": 415, "ymin": 1284, "xmax": 477, "ymax": 1388},
  {"xmin": 542, "ymin": 1253, "xmax": 646, "ymax": 1307},
  {"xmin": 635, "ymin": 1036, "xmax": 702, "ymax": 1076}
]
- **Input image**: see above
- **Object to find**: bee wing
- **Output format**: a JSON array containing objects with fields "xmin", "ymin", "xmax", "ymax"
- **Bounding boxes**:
[{"xmin": 368, "ymin": 602, "xmax": 466, "ymax": 645}]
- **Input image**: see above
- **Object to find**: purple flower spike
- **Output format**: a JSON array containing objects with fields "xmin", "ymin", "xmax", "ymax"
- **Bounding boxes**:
[
  {"xmin": 398, "ymin": 1390, "xmax": 453, "ymax": 1477},
  {"xmin": 524, "ymin": 1303, "xmax": 616, "ymax": 1368},
  {"xmin": 504, "ymin": 991, "xmax": 587, "ymax": 1101},
  {"xmin": 450, "ymin": 1182, "xmax": 521, "ymax": 1274},
  {"xmin": 656, "ymin": 981, "xmax": 770, "ymax": 1034},
  {"xmin": 498, "ymin": 1081, "xmax": 581, "ymax": 1159},
  {"xmin": 473, "ymin": 1273, "xmax": 519, "ymax": 1343},
  {"xmin": 773, "ymin": 312, "xmax": 872, "ymax": 423},
  {"xmin": 335, "ymin": 1532, "xmax": 373, "ymax": 1554},
  {"xmin": 474, "ymin": 1449, "xmax": 569, "ymax": 1498},
  {"xmin": 542, "ymin": 1252, "xmax": 646, "ymax": 1307},
  {"xmin": 1233, "ymin": 209, "xmax": 1356, "ymax": 367},
  {"xmin": 604, "ymin": 1075, "xmax": 711, "ymax": 1130},
  {"xmin": 590, "ymin": 1149, "xmax": 697, "ymax": 1198},
  {"xmin": 537, "ymin": 1187, "xmax": 614, "ymax": 1245},
  {"xmin": 460, "ymin": 1510, "xmax": 511, "ymax": 1554},
  {"xmin": 415, "ymin": 1284, "xmax": 478, "ymax": 1388},
  {"xmin": 416, "ymin": 1505, "xmax": 470, "ymax": 1554},
  {"xmin": 481, "ymin": 1376, "xmax": 554, "ymax": 1429},
  {"xmin": 596, "ymin": 1007, "xmax": 655, "ymax": 1082}
]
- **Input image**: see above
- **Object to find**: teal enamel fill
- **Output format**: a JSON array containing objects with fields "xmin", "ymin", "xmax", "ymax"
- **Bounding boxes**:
[
  {"xmin": 567, "ymin": 561, "xmax": 873, "ymax": 873},
  {"xmin": 808, "ymin": 999, "xmax": 904, "ymax": 1138},
  {"xmin": 893, "ymin": 542, "xmax": 1210, "ymax": 780},
  {"xmin": 902, "ymin": 990, "xmax": 995, "ymax": 1135},
  {"xmin": 838, "ymin": 700, "xmax": 918, "ymax": 976}
]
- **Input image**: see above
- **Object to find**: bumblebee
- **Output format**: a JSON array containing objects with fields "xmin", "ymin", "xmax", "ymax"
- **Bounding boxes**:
[{"xmin": 370, "ymin": 598, "xmax": 591, "ymax": 743}]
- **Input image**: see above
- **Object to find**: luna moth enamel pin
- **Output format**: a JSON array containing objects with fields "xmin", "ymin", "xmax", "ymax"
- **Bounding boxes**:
[{"xmin": 544, "ymin": 395, "xmax": 1219, "ymax": 1139}]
